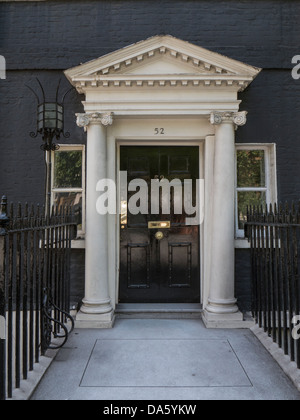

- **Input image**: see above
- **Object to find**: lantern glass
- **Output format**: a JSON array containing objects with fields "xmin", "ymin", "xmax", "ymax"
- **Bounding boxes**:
[{"xmin": 37, "ymin": 103, "xmax": 64, "ymax": 131}]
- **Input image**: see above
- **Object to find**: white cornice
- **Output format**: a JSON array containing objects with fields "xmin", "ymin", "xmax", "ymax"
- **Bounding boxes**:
[{"xmin": 65, "ymin": 35, "xmax": 261, "ymax": 94}]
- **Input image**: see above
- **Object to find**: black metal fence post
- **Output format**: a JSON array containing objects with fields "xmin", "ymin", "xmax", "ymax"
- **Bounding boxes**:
[
  {"xmin": 0, "ymin": 196, "xmax": 9, "ymax": 400},
  {"xmin": 0, "ymin": 196, "xmax": 76, "ymax": 400},
  {"xmin": 246, "ymin": 202, "xmax": 300, "ymax": 369}
]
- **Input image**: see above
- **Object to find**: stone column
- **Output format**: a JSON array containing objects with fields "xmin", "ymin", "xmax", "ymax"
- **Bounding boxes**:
[
  {"xmin": 75, "ymin": 112, "xmax": 115, "ymax": 328},
  {"xmin": 203, "ymin": 111, "xmax": 247, "ymax": 328}
]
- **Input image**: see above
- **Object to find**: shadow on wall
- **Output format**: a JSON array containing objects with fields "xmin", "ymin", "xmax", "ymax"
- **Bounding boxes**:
[{"xmin": 235, "ymin": 249, "xmax": 252, "ymax": 312}]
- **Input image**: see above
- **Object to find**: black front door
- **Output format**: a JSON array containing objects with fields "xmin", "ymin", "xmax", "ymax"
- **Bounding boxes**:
[{"xmin": 119, "ymin": 146, "xmax": 200, "ymax": 303}]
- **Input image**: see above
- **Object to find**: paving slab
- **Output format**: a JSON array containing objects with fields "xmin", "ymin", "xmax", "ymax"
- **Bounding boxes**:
[
  {"xmin": 31, "ymin": 318, "xmax": 300, "ymax": 400},
  {"xmin": 81, "ymin": 339, "xmax": 251, "ymax": 388}
]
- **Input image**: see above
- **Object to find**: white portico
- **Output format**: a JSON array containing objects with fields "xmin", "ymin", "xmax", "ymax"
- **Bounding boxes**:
[{"xmin": 65, "ymin": 35, "xmax": 261, "ymax": 328}]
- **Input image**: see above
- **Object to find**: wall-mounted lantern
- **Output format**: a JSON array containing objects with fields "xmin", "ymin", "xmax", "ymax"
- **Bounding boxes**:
[{"xmin": 26, "ymin": 78, "xmax": 73, "ymax": 215}]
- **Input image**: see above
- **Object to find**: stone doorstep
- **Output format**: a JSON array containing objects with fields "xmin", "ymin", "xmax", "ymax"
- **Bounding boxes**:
[
  {"xmin": 75, "ymin": 304, "xmax": 255, "ymax": 326},
  {"xmin": 115, "ymin": 304, "xmax": 255, "ymax": 328},
  {"xmin": 115, "ymin": 303, "xmax": 203, "ymax": 319}
]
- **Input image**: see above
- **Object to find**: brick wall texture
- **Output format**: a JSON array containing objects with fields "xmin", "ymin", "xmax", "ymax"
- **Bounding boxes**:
[{"xmin": 1, "ymin": 0, "xmax": 300, "ymax": 309}]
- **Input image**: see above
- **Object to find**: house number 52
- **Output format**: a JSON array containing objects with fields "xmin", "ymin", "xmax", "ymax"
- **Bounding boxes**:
[{"xmin": 155, "ymin": 128, "xmax": 165, "ymax": 135}]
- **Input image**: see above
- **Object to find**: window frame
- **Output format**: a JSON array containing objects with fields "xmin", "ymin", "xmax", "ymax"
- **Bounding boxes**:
[
  {"xmin": 51, "ymin": 144, "xmax": 86, "ymax": 237},
  {"xmin": 235, "ymin": 143, "xmax": 277, "ymax": 239}
]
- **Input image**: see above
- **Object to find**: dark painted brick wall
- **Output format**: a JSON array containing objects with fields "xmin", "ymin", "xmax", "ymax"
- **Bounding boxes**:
[
  {"xmin": 1, "ymin": 0, "xmax": 299, "ymax": 203},
  {"xmin": 0, "ymin": 70, "xmax": 85, "ymax": 203},
  {"xmin": 0, "ymin": 0, "xmax": 300, "ymax": 309},
  {"xmin": 1, "ymin": 0, "xmax": 300, "ymax": 70}
]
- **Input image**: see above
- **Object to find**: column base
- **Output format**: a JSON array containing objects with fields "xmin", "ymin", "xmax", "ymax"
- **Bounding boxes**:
[
  {"xmin": 75, "ymin": 309, "xmax": 115, "ymax": 329},
  {"xmin": 202, "ymin": 309, "xmax": 254, "ymax": 329},
  {"xmin": 79, "ymin": 297, "xmax": 113, "ymax": 314},
  {"xmin": 205, "ymin": 297, "xmax": 239, "ymax": 314}
]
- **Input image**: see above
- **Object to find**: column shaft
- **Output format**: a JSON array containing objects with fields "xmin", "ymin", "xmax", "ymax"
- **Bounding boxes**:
[
  {"xmin": 203, "ymin": 112, "xmax": 247, "ymax": 328},
  {"xmin": 83, "ymin": 121, "xmax": 111, "ymax": 314},
  {"xmin": 76, "ymin": 112, "xmax": 114, "ymax": 327},
  {"xmin": 206, "ymin": 121, "xmax": 238, "ymax": 314}
]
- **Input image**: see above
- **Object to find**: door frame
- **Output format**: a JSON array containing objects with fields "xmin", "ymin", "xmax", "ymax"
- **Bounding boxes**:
[{"xmin": 114, "ymin": 135, "xmax": 205, "ymax": 307}]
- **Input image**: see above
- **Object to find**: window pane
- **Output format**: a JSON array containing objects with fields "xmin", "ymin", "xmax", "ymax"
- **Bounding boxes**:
[
  {"xmin": 237, "ymin": 150, "xmax": 266, "ymax": 188},
  {"xmin": 53, "ymin": 192, "xmax": 83, "ymax": 231},
  {"xmin": 237, "ymin": 191, "xmax": 266, "ymax": 230},
  {"xmin": 54, "ymin": 150, "xmax": 83, "ymax": 189}
]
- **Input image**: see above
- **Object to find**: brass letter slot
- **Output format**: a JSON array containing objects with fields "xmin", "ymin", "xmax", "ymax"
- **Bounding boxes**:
[{"xmin": 148, "ymin": 221, "xmax": 170, "ymax": 229}]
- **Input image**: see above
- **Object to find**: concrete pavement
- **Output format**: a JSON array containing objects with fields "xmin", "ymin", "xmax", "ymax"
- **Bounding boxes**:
[{"xmin": 31, "ymin": 318, "xmax": 300, "ymax": 400}]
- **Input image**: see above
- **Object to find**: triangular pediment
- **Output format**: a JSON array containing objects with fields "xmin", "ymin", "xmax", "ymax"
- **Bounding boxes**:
[{"xmin": 65, "ymin": 35, "xmax": 261, "ymax": 92}]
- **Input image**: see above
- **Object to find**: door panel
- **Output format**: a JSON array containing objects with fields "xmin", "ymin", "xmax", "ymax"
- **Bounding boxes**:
[
  {"xmin": 127, "ymin": 243, "xmax": 150, "ymax": 289},
  {"xmin": 168, "ymin": 242, "xmax": 192, "ymax": 288},
  {"xmin": 119, "ymin": 146, "xmax": 200, "ymax": 303}
]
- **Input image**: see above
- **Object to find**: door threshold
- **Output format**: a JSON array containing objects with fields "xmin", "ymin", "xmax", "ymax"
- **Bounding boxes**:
[{"xmin": 115, "ymin": 303, "xmax": 203, "ymax": 319}]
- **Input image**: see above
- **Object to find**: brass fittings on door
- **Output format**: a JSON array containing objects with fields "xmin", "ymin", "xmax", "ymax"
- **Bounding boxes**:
[
  {"xmin": 155, "ymin": 231, "xmax": 164, "ymax": 241},
  {"xmin": 148, "ymin": 221, "xmax": 170, "ymax": 229}
]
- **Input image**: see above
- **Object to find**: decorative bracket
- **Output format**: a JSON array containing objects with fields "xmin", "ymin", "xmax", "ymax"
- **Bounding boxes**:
[{"xmin": 41, "ymin": 287, "xmax": 75, "ymax": 354}]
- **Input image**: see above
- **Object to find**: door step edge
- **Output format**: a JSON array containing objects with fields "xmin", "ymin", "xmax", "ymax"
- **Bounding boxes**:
[{"xmin": 115, "ymin": 304, "xmax": 203, "ymax": 319}]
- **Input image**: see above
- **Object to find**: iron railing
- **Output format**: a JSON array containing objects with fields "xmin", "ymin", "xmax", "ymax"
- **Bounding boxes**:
[
  {"xmin": 246, "ymin": 203, "xmax": 300, "ymax": 369},
  {"xmin": 0, "ymin": 195, "xmax": 77, "ymax": 400}
]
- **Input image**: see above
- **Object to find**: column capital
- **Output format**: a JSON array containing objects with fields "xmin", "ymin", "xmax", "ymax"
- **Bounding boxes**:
[
  {"xmin": 76, "ymin": 112, "xmax": 113, "ymax": 131},
  {"xmin": 210, "ymin": 111, "xmax": 247, "ymax": 128}
]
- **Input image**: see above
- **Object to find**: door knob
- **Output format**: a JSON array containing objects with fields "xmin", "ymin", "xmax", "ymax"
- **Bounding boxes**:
[{"xmin": 155, "ymin": 231, "xmax": 164, "ymax": 241}]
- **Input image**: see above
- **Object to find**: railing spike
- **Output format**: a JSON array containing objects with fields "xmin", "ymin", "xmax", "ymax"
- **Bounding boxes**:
[
  {"xmin": 9, "ymin": 202, "xmax": 14, "ymax": 219},
  {"xmin": 0, "ymin": 195, "xmax": 7, "ymax": 215},
  {"xmin": 24, "ymin": 202, "xmax": 29, "ymax": 218},
  {"xmin": 269, "ymin": 203, "xmax": 273, "ymax": 214},
  {"xmin": 17, "ymin": 202, "xmax": 22, "ymax": 218},
  {"xmin": 0, "ymin": 195, "xmax": 10, "ymax": 235},
  {"xmin": 285, "ymin": 201, "xmax": 289, "ymax": 212}
]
